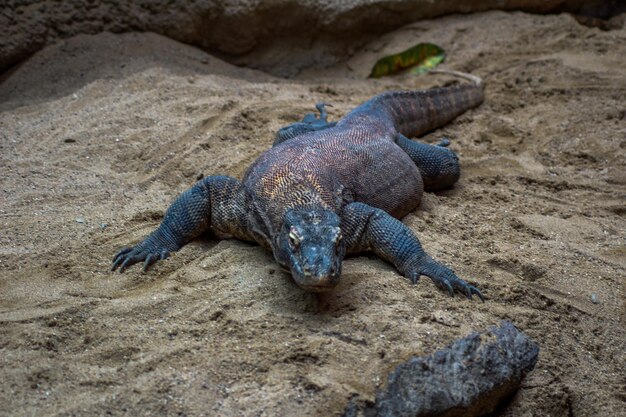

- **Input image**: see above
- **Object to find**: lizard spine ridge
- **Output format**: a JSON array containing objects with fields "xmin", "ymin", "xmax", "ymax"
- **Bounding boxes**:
[{"xmin": 342, "ymin": 70, "xmax": 484, "ymax": 138}]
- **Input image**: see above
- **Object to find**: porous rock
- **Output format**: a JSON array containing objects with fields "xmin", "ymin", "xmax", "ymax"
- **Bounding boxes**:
[{"xmin": 344, "ymin": 321, "xmax": 539, "ymax": 417}]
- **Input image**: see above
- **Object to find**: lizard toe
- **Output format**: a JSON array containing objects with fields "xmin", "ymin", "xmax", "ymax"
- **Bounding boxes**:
[
  {"xmin": 112, "ymin": 246, "xmax": 154, "ymax": 273},
  {"xmin": 119, "ymin": 255, "xmax": 136, "ymax": 273},
  {"xmin": 408, "ymin": 270, "xmax": 420, "ymax": 285},
  {"xmin": 111, "ymin": 255, "xmax": 125, "ymax": 272},
  {"xmin": 442, "ymin": 280, "xmax": 455, "ymax": 297},
  {"xmin": 450, "ymin": 279, "xmax": 484, "ymax": 302},
  {"xmin": 418, "ymin": 261, "xmax": 484, "ymax": 301},
  {"xmin": 112, "ymin": 247, "xmax": 132, "ymax": 264},
  {"xmin": 469, "ymin": 285, "xmax": 485, "ymax": 302},
  {"xmin": 436, "ymin": 138, "xmax": 451, "ymax": 147},
  {"xmin": 142, "ymin": 254, "xmax": 155, "ymax": 272}
]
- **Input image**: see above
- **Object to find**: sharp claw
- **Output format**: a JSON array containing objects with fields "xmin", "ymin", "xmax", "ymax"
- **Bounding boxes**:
[
  {"xmin": 465, "ymin": 286, "xmax": 473, "ymax": 300},
  {"xmin": 437, "ymin": 138, "xmax": 451, "ymax": 147},
  {"xmin": 119, "ymin": 256, "xmax": 134, "ymax": 273},
  {"xmin": 113, "ymin": 247, "xmax": 132, "ymax": 262},
  {"xmin": 111, "ymin": 244, "xmax": 170, "ymax": 274},
  {"xmin": 316, "ymin": 102, "xmax": 332, "ymax": 121},
  {"xmin": 111, "ymin": 257, "xmax": 123, "ymax": 272},
  {"xmin": 143, "ymin": 254, "xmax": 154, "ymax": 272},
  {"xmin": 471, "ymin": 286, "xmax": 485, "ymax": 302},
  {"xmin": 316, "ymin": 102, "xmax": 333, "ymax": 111},
  {"xmin": 111, "ymin": 253, "xmax": 128, "ymax": 271},
  {"xmin": 420, "ymin": 261, "xmax": 483, "ymax": 301}
]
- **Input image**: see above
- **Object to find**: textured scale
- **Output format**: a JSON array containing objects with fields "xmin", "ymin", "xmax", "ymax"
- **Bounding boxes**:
[
  {"xmin": 244, "ymin": 80, "xmax": 483, "ymax": 227},
  {"xmin": 112, "ymin": 73, "xmax": 485, "ymax": 299}
]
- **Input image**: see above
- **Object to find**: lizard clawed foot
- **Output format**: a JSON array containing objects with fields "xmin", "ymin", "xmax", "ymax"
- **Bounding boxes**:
[
  {"xmin": 407, "ymin": 260, "xmax": 484, "ymax": 301},
  {"xmin": 112, "ymin": 244, "xmax": 170, "ymax": 273},
  {"xmin": 274, "ymin": 102, "xmax": 338, "ymax": 145},
  {"xmin": 302, "ymin": 102, "xmax": 335, "ymax": 126},
  {"xmin": 314, "ymin": 102, "xmax": 333, "ymax": 122},
  {"xmin": 436, "ymin": 138, "xmax": 451, "ymax": 147}
]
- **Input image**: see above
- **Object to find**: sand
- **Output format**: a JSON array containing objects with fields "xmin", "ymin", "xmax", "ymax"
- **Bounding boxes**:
[{"xmin": 1, "ymin": 10, "xmax": 624, "ymax": 417}]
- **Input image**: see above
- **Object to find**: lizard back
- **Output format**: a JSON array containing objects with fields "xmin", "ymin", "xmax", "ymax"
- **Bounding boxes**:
[
  {"xmin": 243, "ymin": 123, "xmax": 422, "ymax": 234},
  {"xmin": 243, "ymin": 76, "xmax": 484, "ymax": 238}
]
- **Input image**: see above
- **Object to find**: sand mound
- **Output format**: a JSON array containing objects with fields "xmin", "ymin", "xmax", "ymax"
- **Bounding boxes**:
[{"xmin": 1, "ymin": 11, "xmax": 625, "ymax": 416}]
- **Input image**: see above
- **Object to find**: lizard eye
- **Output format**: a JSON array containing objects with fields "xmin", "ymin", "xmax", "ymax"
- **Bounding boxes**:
[{"xmin": 288, "ymin": 227, "xmax": 301, "ymax": 249}]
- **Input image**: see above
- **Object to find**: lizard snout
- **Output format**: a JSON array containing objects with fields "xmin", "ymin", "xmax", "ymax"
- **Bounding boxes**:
[{"xmin": 293, "ymin": 248, "xmax": 341, "ymax": 291}]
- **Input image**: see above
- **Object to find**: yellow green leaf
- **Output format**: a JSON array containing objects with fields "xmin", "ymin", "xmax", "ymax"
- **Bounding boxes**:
[{"xmin": 369, "ymin": 43, "xmax": 446, "ymax": 78}]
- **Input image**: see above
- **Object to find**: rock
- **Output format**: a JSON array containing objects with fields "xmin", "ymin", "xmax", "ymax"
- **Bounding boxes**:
[
  {"xmin": 0, "ymin": 0, "xmax": 616, "ymax": 76},
  {"xmin": 344, "ymin": 321, "xmax": 539, "ymax": 417}
]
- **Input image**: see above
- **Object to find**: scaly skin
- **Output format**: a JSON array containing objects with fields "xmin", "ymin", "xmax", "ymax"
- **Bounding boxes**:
[{"xmin": 113, "ymin": 71, "xmax": 484, "ymax": 300}]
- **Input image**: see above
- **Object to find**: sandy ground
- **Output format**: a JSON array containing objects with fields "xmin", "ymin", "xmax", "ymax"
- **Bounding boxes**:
[{"xmin": 1, "ymin": 10, "xmax": 625, "ymax": 417}]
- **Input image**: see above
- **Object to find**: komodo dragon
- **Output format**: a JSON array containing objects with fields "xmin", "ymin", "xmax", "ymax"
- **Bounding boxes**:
[{"xmin": 112, "ymin": 70, "xmax": 484, "ymax": 300}]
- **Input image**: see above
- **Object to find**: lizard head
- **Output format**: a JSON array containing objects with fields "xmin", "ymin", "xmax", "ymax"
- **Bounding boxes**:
[{"xmin": 275, "ymin": 207, "xmax": 345, "ymax": 292}]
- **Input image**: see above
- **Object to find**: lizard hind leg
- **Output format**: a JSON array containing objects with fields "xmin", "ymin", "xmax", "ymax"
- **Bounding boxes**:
[
  {"xmin": 395, "ymin": 133, "xmax": 460, "ymax": 191},
  {"xmin": 273, "ymin": 102, "xmax": 337, "ymax": 146}
]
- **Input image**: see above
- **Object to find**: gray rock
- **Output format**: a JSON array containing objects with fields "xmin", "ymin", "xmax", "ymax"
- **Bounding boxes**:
[
  {"xmin": 344, "ymin": 321, "xmax": 539, "ymax": 417},
  {"xmin": 1, "ymin": 0, "xmax": 614, "ymax": 76}
]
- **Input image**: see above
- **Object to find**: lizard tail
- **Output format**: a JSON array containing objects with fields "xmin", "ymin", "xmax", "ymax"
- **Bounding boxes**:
[
  {"xmin": 428, "ymin": 69, "xmax": 483, "ymax": 89},
  {"xmin": 342, "ymin": 70, "xmax": 484, "ymax": 138}
]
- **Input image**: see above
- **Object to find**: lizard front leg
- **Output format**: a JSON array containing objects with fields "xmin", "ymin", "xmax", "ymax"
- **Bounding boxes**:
[
  {"xmin": 112, "ymin": 175, "xmax": 251, "ymax": 272},
  {"xmin": 341, "ymin": 202, "xmax": 483, "ymax": 300}
]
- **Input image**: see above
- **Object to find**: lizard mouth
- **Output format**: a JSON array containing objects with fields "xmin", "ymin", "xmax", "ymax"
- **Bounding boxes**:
[
  {"xmin": 296, "ymin": 281, "xmax": 338, "ymax": 293},
  {"xmin": 291, "ymin": 264, "xmax": 341, "ymax": 292}
]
